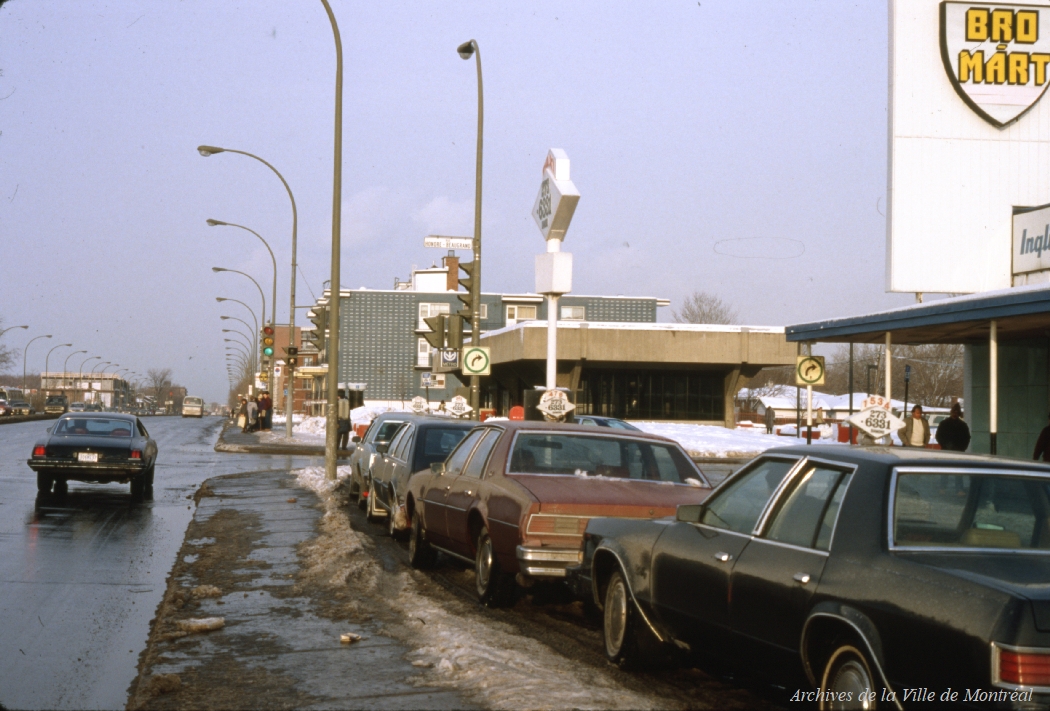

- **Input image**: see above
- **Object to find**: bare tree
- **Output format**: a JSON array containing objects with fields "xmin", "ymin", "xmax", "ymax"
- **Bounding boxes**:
[
  {"xmin": 146, "ymin": 368, "xmax": 173, "ymax": 408},
  {"xmin": 672, "ymin": 291, "xmax": 737, "ymax": 325},
  {"xmin": 0, "ymin": 317, "xmax": 17, "ymax": 373},
  {"xmin": 824, "ymin": 343, "xmax": 963, "ymax": 407}
]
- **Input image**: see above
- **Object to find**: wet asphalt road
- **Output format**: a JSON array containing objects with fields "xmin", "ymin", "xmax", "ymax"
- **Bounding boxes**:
[{"xmin": 0, "ymin": 416, "xmax": 322, "ymax": 711}]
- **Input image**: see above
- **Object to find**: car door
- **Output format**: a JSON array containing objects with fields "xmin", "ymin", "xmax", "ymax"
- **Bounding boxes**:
[
  {"xmin": 377, "ymin": 425, "xmax": 412, "ymax": 510},
  {"xmin": 649, "ymin": 456, "xmax": 800, "ymax": 649},
  {"xmin": 421, "ymin": 429, "xmax": 485, "ymax": 547},
  {"xmin": 445, "ymin": 429, "xmax": 502, "ymax": 557},
  {"xmin": 729, "ymin": 460, "xmax": 855, "ymax": 673}
]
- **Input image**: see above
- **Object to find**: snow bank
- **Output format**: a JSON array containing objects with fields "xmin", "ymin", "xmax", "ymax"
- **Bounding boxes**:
[
  {"xmin": 294, "ymin": 465, "xmax": 352, "ymax": 497},
  {"xmin": 630, "ymin": 421, "xmax": 786, "ymax": 458}
]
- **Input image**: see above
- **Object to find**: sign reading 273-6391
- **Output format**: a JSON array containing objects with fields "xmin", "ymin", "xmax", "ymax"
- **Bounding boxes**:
[
  {"xmin": 461, "ymin": 346, "xmax": 491, "ymax": 376},
  {"xmin": 941, "ymin": 3, "xmax": 1050, "ymax": 127}
]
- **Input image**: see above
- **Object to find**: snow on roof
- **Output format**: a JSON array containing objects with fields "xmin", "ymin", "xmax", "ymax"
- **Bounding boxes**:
[{"xmin": 481, "ymin": 320, "xmax": 785, "ymax": 339}]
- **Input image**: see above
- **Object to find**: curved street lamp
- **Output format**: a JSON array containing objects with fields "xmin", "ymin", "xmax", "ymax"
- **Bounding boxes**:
[
  {"xmin": 44, "ymin": 342, "xmax": 73, "ymax": 394},
  {"xmin": 22, "ymin": 334, "xmax": 52, "ymax": 392},
  {"xmin": 216, "ymin": 298, "xmax": 258, "ymax": 349},
  {"xmin": 212, "ymin": 267, "xmax": 266, "ymax": 336},
  {"xmin": 78, "ymin": 356, "xmax": 101, "ymax": 404},
  {"xmin": 1, "ymin": 324, "xmax": 28, "ymax": 339},
  {"xmin": 197, "ymin": 145, "xmax": 299, "ymax": 431},
  {"xmin": 63, "ymin": 349, "xmax": 87, "ymax": 399}
]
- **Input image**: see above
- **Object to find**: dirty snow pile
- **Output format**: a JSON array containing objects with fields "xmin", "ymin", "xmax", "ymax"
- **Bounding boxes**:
[
  {"xmin": 630, "ymin": 421, "xmax": 785, "ymax": 458},
  {"xmin": 291, "ymin": 466, "xmax": 661, "ymax": 710},
  {"xmin": 293, "ymin": 416, "xmax": 328, "ymax": 436},
  {"xmin": 286, "ymin": 405, "xmax": 415, "ymax": 436},
  {"xmin": 271, "ymin": 413, "xmax": 306, "ymax": 425}
]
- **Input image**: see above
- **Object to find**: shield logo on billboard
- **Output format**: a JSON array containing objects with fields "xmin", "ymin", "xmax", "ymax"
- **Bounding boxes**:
[{"xmin": 940, "ymin": 2, "xmax": 1050, "ymax": 127}]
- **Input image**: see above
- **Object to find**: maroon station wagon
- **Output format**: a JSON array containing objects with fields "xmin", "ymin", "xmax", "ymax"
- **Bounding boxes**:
[{"xmin": 404, "ymin": 420, "xmax": 713, "ymax": 606}]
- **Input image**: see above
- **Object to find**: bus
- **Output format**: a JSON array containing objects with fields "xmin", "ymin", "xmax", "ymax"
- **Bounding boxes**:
[{"xmin": 181, "ymin": 396, "xmax": 205, "ymax": 418}]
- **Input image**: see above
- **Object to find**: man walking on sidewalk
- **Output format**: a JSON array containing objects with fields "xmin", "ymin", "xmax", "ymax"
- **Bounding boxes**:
[{"xmin": 337, "ymin": 390, "xmax": 351, "ymax": 450}]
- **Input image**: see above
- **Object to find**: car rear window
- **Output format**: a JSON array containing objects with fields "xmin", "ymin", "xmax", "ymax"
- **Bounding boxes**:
[
  {"xmin": 413, "ymin": 427, "xmax": 471, "ymax": 473},
  {"xmin": 893, "ymin": 472, "xmax": 1050, "ymax": 550},
  {"xmin": 372, "ymin": 421, "xmax": 404, "ymax": 444},
  {"xmin": 55, "ymin": 418, "xmax": 135, "ymax": 437},
  {"xmin": 508, "ymin": 432, "xmax": 703, "ymax": 483}
]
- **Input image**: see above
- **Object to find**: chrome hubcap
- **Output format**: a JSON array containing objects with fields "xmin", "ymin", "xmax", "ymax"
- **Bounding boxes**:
[
  {"xmin": 476, "ymin": 537, "xmax": 493, "ymax": 594},
  {"xmin": 827, "ymin": 658, "xmax": 874, "ymax": 710},
  {"xmin": 604, "ymin": 578, "xmax": 628, "ymax": 657}
]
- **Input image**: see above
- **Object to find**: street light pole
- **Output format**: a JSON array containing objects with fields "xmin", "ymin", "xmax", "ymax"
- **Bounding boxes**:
[
  {"xmin": 197, "ymin": 147, "xmax": 298, "ymax": 436},
  {"xmin": 78, "ymin": 356, "xmax": 101, "ymax": 404},
  {"xmin": 217, "ymin": 297, "xmax": 260, "ymax": 390},
  {"xmin": 45, "ymin": 343, "xmax": 73, "ymax": 395},
  {"xmin": 320, "ymin": 0, "xmax": 344, "ymax": 481},
  {"xmin": 0, "ymin": 325, "xmax": 28, "ymax": 339},
  {"xmin": 63, "ymin": 350, "xmax": 86, "ymax": 400},
  {"xmin": 220, "ymin": 315, "xmax": 259, "ymax": 381},
  {"xmin": 458, "ymin": 39, "xmax": 483, "ymax": 420},
  {"xmin": 23, "ymin": 334, "xmax": 52, "ymax": 393}
]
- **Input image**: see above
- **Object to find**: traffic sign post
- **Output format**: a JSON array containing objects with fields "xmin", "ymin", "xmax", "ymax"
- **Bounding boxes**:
[
  {"xmin": 461, "ymin": 346, "xmax": 490, "ymax": 377},
  {"xmin": 796, "ymin": 355, "xmax": 825, "ymax": 445}
]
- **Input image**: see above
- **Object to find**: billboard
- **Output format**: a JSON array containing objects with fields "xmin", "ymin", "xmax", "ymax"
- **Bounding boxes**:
[
  {"xmin": 888, "ymin": 1, "xmax": 1050, "ymax": 294},
  {"xmin": 1012, "ymin": 203, "xmax": 1050, "ymax": 283}
]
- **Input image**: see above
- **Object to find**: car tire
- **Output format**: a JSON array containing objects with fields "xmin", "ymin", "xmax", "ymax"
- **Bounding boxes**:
[
  {"xmin": 388, "ymin": 504, "xmax": 402, "ymax": 539},
  {"xmin": 37, "ymin": 472, "xmax": 53, "ymax": 494},
  {"xmin": 408, "ymin": 509, "xmax": 437, "ymax": 570},
  {"xmin": 130, "ymin": 475, "xmax": 145, "ymax": 501},
  {"xmin": 357, "ymin": 471, "xmax": 369, "ymax": 511},
  {"xmin": 475, "ymin": 527, "xmax": 516, "ymax": 608},
  {"xmin": 603, "ymin": 569, "xmax": 659, "ymax": 669},
  {"xmin": 366, "ymin": 481, "xmax": 384, "ymax": 523},
  {"xmin": 819, "ymin": 644, "xmax": 877, "ymax": 711}
]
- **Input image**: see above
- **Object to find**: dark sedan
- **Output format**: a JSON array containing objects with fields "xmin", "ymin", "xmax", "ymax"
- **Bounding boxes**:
[
  {"xmin": 577, "ymin": 445, "xmax": 1050, "ymax": 707},
  {"xmin": 27, "ymin": 413, "xmax": 158, "ymax": 500}
]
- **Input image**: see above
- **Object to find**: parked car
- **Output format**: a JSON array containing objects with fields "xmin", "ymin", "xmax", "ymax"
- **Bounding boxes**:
[
  {"xmin": 84, "ymin": 403, "xmax": 103, "ymax": 412},
  {"xmin": 182, "ymin": 396, "xmax": 205, "ymax": 418},
  {"xmin": 0, "ymin": 399, "xmax": 11, "ymax": 416},
  {"xmin": 573, "ymin": 415, "xmax": 641, "ymax": 431},
  {"xmin": 68, "ymin": 402, "xmax": 87, "ymax": 413},
  {"xmin": 9, "ymin": 400, "xmax": 34, "ymax": 415},
  {"xmin": 366, "ymin": 419, "xmax": 475, "ymax": 536},
  {"xmin": 575, "ymin": 445, "xmax": 1050, "ymax": 707},
  {"xmin": 348, "ymin": 412, "xmax": 420, "ymax": 507},
  {"xmin": 44, "ymin": 395, "xmax": 69, "ymax": 415},
  {"xmin": 27, "ymin": 413, "xmax": 158, "ymax": 500},
  {"xmin": 405, "ymin": 420, "xmax": 712, "ymax": 607}
]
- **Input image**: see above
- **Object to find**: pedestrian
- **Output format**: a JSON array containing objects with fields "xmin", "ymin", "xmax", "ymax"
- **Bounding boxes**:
[
  {"xmin": 764, "ymin": 406, "xmax": 775, "ymax": 435},
  {"xmin": 935, "ymin": 403, "xmax": 971, "ymax": 452},
  {"xmin": 246, "ymin": 396, "xmax": 259, "ymax": 433},
  {"xmin": 259, "ymin": 391, "xmax": 272, "ymax": 431},
  {"xmin": 337, "ymin": 389, "xmax": 351, "ymax": 450},
  {"xmin": 899, "ymin": 404, "xmax": 930, "ymax": 447},
  {"xmin": 815, "ymin": 407, "xmax": 826, "ymax": 426},
  {"xmin": 1034, "ymin": 412, "xmax": 1050, "ymax": 461},
  {"xmin": 438, "ymin": 400, "xmax": 447, "ymax": 413},
  {"xmin": 236, "ymin": 397, "xmax": 248, "ymax": 430}
]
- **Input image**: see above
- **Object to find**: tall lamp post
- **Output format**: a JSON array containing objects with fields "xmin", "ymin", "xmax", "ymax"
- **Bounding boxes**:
[
  {"xmin": 197, "ymin": 146, "xmax": 299, "ymax": 436},
  {"xmin": 217, "ymin": 297, "xmax": 260, "ymax": 390},
  {"xmin": 45, "ymin": 343, "xmax": 73, "ymax": 395},
  {"xmin": 1, "ymin": 325, "xmax": 28, "ymax": 339},
  {"xmin": 63, "ymin": 350, "xmax": 86, "ymax": 399},
  {"xmin": 78, "ymin": 356, "xmax": 101, "ymax": 404},
  {"xmin": 214, "ymin": 269, "xmax": 267, "ymax": 386},
  {"xmin": 457, "ymin": 39, "xmax": 483, "ymax": 420},
  {"xmin": 23, "ymin": 334, "xmax": 52, "ymax": 393},
  {"xmin": 220, "ymin": 315, "xmax": 258, "ymax": 377},
  {"xmin": 318, "ymin": 0, "xmax": 344, "ymax": 481}
]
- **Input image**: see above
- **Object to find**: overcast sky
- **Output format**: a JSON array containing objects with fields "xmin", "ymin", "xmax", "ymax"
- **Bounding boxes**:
[{"xmin": 0, "ymin": 0, "xmax": 911, "ymax": 402}]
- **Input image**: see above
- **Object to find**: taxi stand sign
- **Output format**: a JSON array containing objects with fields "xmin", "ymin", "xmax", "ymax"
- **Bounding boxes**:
[
  {"xmin": 447, "ymin": 395, "xmax": 473, "ymax": 418},
  {"xmin": 846, "ymin": 395, "xmax": 906, "ymax": 441},
  {"xmin": 411, "ymin": 395, "xmax": 428, "ymax": 414},
  {"xmin": 532, "ymin": 149, "xmax": 580, "ymax": 242},
  {"xmin": 537, "ymin": 389, "xmax": 575, "ymax": 422}
]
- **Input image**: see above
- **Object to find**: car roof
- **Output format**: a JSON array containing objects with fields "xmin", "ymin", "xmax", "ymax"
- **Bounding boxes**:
[
  {"xmin": 475, "ymin": 418, "xmax": 677, "ymax": 443},
  {"xmin": 58, "ymin": 412, "xmax": 137, "ymax": 422},
  {"xmin": 761, "ymin": 444, "xmax": 1050, "ymax": 473}
]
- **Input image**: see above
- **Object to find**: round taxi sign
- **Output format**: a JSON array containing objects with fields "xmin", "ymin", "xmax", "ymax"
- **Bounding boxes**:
[
  {"xmin": 795, "ymin": 356, "xmax": 826, "ymax": 386},
  {"xmin": 461, "ymin": 346, "xmax": 491, "ymax": 376}
]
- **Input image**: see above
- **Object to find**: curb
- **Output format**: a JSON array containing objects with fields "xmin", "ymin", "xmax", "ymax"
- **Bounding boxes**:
[
  {"xmin": 214, "ymin": 422, "xmax": 352, "ymax": 458},
  {"xmin": 0, "ymin": 413, "xmax": 59, "ymax": 426}
]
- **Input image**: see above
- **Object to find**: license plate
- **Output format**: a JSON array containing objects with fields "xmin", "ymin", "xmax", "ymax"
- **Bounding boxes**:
[{"xmin": 77, "ymin": 452, "xmax": 99, "ymax": 463}]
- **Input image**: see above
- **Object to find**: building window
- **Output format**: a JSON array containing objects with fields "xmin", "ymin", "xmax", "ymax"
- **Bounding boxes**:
[
  {"xmin": 419, "ymin": 302, "xmax": 450, "ymax": 329},
  {"xmin": 480, "ymin": 304, "xmax": 488, "ymax": 319},
  {"xmin": 417, "ymin": 338, "xmax": 432, "ymax": 367},
  {"xmin": 561, "ymin": 305, "xmax": 585, "ymax": 320},
  {"xmin": 506, "ymin": 305, "xmax": 537, "ymax": 323}
]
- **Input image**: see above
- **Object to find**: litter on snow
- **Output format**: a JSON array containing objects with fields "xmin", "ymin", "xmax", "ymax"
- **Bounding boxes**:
[
  {"xmin": 176, "ymin": 617, "xmax": 225, "ymax": 633},
  {"xmin": 340, "ymin": 632, "xmax": 363, "ymax": 644}
]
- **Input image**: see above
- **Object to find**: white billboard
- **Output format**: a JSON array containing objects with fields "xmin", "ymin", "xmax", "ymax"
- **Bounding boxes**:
[
  {"xmin": 888, "ymin": 0, "xmax": 1050, "ymax": 294},
  {"xmin": 1012, "ymin": 203, "xmax": 1050, "ymax": 281}
]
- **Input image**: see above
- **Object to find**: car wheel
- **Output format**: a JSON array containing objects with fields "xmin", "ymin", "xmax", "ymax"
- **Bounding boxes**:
[
  {"xmin": 366, "ymin": 481, "xmax": 384, "ymax": 523},
  {"xmin": 475, "ymin": 527, "xmax": 516, "ymax": 608},
  {"xmin": 603, "ymin": 569, "xmax": 658, "ymax": 669},
  {"xmin": 349, "ymin": 472, "xmax": 360, "ymax": 502},
  {"xmin": 408, "ymin": 509, "xmax": 437, "ymax": 569},
  {"xmin": 37, "ymin": 472, "xmax": 54, "ymax": 494},
  {"xmin": 388, "ymin": 504, "xmax": 401, "ymax": 539},
  {"xmin": 357, "ymin": 472, "xmax": 369, "ymax": 511},
  {"xmin": 130, "ymin": 475, "xmax": 145, "ymax": 501},
  {"xmin": 819, "ymin": 645, "xmax": 877, "ymax": 711}
]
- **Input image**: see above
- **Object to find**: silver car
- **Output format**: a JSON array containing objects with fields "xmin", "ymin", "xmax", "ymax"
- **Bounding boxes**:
[{"xmin": 348, "ymin": 412, "xmax": 420, "ymax": 510}]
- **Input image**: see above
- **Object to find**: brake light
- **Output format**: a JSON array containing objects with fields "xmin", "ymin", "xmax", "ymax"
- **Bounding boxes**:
[
  {"xmin": 32, "ymin": 446, "xmax": 46, "ymax": 457},
  {"xmin": 999, "ymin": 648, "xmax": 1050, "ymax": 686},
  {"xmin": 130, "ymin": 450, "xmax": 142, "ymax": 460}
]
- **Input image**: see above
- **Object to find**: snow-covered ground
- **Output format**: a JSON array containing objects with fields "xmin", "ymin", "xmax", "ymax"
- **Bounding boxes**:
[{"xmin": 630, "ymin": 421, "xmax": 788, "ymax": 458}]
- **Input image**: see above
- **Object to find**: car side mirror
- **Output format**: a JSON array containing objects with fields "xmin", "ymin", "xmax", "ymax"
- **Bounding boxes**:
[
  {"xmin": 676, "ymin": 504, "xmax": 705, "ymax": 524},
  {"xmin": 352, "ymin": 435, "xmax": 361, "ymax": 443},
  {"xmin": 432, "ymin": 462, "xmax": 445, "ymax": 475},
  {"xmin": 375, "ymin": 443, "xmax": 389, "ymax": 454}
]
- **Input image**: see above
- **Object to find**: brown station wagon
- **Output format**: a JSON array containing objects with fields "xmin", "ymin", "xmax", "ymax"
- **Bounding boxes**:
[{"xmin": 404, "ymin": 420, "xmax": 713, "ymax": 606}]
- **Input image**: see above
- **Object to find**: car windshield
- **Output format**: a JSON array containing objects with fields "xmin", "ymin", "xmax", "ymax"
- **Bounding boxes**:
[
  {"xmin": 413, "ymin": 427, "xmax": 471, "ymax": 472},
  {"xmin": 46, "ymin": 396, "xmax": 64, "ymax": 404},
  {"xmin": 54, "ymin": 418, "xmax": 135, "ymax": 437},
  {"xmin": 184, "ymin": 397, "xmax": 203, "ymax": 406},
  {"xmin": 893, "ymin": 471, "xmax": 1050, "ymax": 550},
  {"xmin": 508, "ymin": 432, "xmax": 703, "ymax": 483}
]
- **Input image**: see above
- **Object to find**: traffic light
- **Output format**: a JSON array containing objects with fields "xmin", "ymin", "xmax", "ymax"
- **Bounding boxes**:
[
  {"xmin": 285, "ymin": 345, "xmax": 298, "ymax": 368},
  {"xmin": 423, "ymin": 314, "xmax": 447, "ymax": 349},
  {"xmin": 456, "ymin": 260, "xmax": 476, "ymax": 338},
  {"xmin": 447, "ymin": 312, "xmax": 463, "ymax": 349},
  {"xmin": 262, "ymin": 325, "xmax": 275, "ymax": 358}
]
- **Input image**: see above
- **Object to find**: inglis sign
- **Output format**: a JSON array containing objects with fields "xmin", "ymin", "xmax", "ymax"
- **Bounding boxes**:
[{"xmin": 941, "ymin": 2, "xmax": 1050, "ymax": 127}]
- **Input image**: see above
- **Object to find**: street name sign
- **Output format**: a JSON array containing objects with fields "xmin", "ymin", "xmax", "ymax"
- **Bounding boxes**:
[
  {"xmin": 537, "ymin": 389, "xmax": 575, "ymax": 422},
  {"xmin": 461, "ymin": 346, "xmax": 491, "ymax": 376},
  {"xmin": 424, "ymin": 235, "xmax": 473, "ymax": 250},
  {"xmin": 795, "ymin": 356, "xmax": 826, "ymax": 386},
  {"xmin": 448, "ymin": 395, "xmax": 473, "ymax": 418}
]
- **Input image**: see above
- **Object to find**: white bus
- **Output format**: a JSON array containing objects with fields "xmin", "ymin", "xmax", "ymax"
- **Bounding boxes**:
[{"xmin": 181, "ymin": 396, "xmax": 205, "ymax": 418}]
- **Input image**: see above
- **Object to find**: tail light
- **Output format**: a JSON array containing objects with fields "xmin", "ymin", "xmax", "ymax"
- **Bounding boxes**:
[
  {"xmin": 996, "ymin": 645, "xmax": 1050, "ymax": 687},
  {"xmin": 130, "ymin": 450, "xmax": 142, "ymax": 460},
  {"xmin": 32, "ymin": 446, "xmax": 46, "ymax": 457},
  {"xmin": 526, "ymin": 514, "xmax": 589, "ymax": 536}
]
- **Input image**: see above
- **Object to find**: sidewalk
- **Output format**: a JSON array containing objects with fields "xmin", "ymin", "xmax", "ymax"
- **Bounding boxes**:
[
  {"xmin": 126, "ymin": 469, "xmax": 472, "ymax": 710},
  {"xmin": 215, "ymin": 422, "xmax": 354, "ymax": 458}
]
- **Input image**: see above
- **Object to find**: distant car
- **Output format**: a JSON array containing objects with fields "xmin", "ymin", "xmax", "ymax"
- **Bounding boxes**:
[
  {"xmin": 576, "ymin": 445, "xmax": 1050, "ymax": 706},
  {"xmin": 44, "ymin": 395, "xmax": 69, "ymax": 415},
  {"xmin": 182, "ymin": 396, "xmax": 205, "ymax": 418},
  {"xmin": 0, "ymin": 399, "xmax": 11, "ymax": 416},
  {"xmin": 69, "ymin": 402, "xmax": 87, "ymax": 413},
  {"xmin": 27, "ymin": 413, "xmax": 159, "ymax": 499},
  {"xmin": 84, "ymin": 403, "xmax": 103, "ymax": 412},
  {"xmin": 366, "ymin": 419, "xmax": 475, "ymax": 537},
  {"xmin": 405, "ymin": 420, "xmax": 712, "ymax": 607},
  {"xmin": 573, "ymin": 415, "xmax": 641, "ymax": 431},
  {"xmin": 348, "ymin": 412, "xmax": 420, "ymax": 507},
  {"xmin": 9, "ymin": 400, "xmax": 34, "ymax": 416}
]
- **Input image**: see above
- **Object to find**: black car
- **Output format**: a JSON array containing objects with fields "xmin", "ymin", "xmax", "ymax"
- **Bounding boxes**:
[
  {"xmin": 27, "ymin": 413, "xmax": 159, "ymax": 499},
  {"xmin": 576, "ymin": 446, "xmax": 1050, "ymax": 707},
  {"xmin": 365, "ymin": 418, "xmax": 475, "ymax": 537}
]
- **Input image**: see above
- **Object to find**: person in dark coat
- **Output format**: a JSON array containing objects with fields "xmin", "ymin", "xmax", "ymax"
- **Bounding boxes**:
[
  {"xmin": 935, "ymin": 403, "xmax": 971, "ymax": 452},
  {"xmin": 764, "ymin": 406, "xmax": 776, "ymax": 434},
  {"xmin": 1034, "ymin": 413, "xmax": 1050, "ymax": 461}
]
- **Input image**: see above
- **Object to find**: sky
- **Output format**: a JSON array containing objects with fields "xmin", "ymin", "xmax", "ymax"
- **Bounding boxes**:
[{"xmin": 0, "ymin": 0, "xmax": 913, "ymax": 402}]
